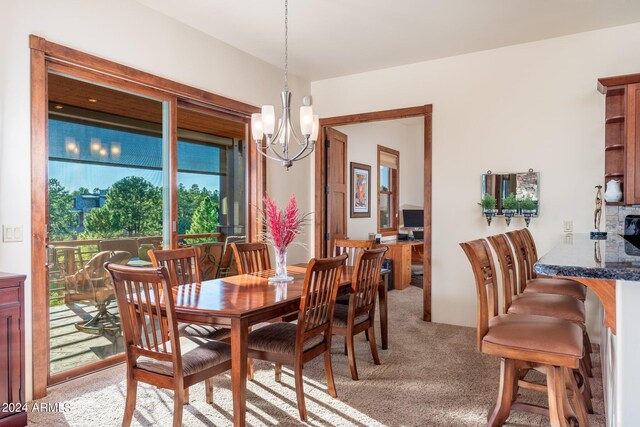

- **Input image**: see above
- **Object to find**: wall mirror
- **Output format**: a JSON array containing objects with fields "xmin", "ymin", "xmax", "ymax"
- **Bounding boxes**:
[{"xmin": 481, "ymin": 170, "xmax": 540, "ymax": 216}]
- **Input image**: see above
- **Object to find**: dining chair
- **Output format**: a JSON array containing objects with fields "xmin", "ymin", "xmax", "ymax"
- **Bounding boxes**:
[
  {"xmin": 460, "ymin": 239, "xmax": 588, "ymax": 427},
  {"xmin": 332, "ymin": 247, "xmax": 387, "ymax": 380},
  {"xmin": 230, "ymin": 242, "xmax": 271, "ymax": 274},
  {"xmin": 333, "ymin": 239, "xmax": 374, "ymax": 306},
  {"xmin": 246, "ymin": 253, "xmax": 348, "ymax": 422},
  {"xmin": 487, "ymin": 233, "xmax": 593, "ymax": 413},
  {"xmin": 104, "ymin": 263, "xmax": 231, "ymax": 427},
  {"xmin": 333, "ymin": 239, "xmax": 374, "ymax": 267},
  {"xmin": 148, "ymin": 247, "xmax": 230, "ymax": 340}
]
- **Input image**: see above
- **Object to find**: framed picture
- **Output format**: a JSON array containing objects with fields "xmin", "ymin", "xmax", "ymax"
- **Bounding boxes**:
[{"xmin": 350, "ymin": 162, "xmax": 371, "ymax": 218}]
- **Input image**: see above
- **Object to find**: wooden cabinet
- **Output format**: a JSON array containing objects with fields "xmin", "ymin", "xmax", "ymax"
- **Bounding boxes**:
[
  {"xmin": 384, "ymin": 241, "xmax": 423, "ymax": 290},
  {"xmin": 599, "ymin": 74, "xmax": 640, "ymax": 205},
  {"xmin": 0, "ymin": 274, "xmax": 26, "ymax": 427}
]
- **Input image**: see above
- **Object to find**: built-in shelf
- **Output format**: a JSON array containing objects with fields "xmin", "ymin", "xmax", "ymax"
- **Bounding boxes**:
[
  {"xmin": 605, "ymin": 144, "xmax": 625, "ymax": 151},
  {"xmin": 605, "ymin": 172, "xmax": 624, "ymax": 178},
  {"xmin": 606, "ymin": 202, "xmax": 625, "ymax": 206},
  {"xmin": 606, "ymin": 115, "xmax": 625, "ymax": 124}
]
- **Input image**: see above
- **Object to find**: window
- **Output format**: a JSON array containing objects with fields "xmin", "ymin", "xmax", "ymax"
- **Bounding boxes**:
[{"xmin": 378, "ymin": 145, "xmax": 399, "ymax": 234}]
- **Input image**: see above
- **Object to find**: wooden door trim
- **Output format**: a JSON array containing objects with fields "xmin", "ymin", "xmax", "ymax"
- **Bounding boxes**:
[
  {"xmin": 30, "ymin": 35, "xmax": 264, "ymax": 397},
  {"xmin": 315, "ymin": 105, "xmax": 433, "ymax": 322}
]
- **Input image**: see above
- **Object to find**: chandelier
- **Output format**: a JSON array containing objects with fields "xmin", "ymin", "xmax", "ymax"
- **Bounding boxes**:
[{"xmin": 250, "ymin": 0, "xmax": 319, "ymax": 170}]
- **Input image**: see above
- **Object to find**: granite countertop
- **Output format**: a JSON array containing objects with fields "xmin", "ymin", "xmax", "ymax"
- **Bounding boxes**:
[{"xmin": 534, "ymin": 233, "xmax": 640, "ymax": 281}]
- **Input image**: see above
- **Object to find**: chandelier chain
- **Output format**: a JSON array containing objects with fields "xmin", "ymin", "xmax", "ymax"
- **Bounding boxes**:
[{"xmin": 284, "ymin": 0, "xmax": 288, "ymax": 91}]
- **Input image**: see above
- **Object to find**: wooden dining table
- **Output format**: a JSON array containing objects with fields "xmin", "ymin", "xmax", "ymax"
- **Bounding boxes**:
[{"xmin": 170, "ymin": 264, "xmax": 389, "ymax": 427}]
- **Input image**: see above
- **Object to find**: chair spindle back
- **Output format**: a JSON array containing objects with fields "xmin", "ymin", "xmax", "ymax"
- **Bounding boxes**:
[
  {"xmin": 149, "ymin": 247, "xmax": 201, "ymax": 286},
  {"xmin": 105, "ymin": 263, "xmax": 182, "ymax": 372},
  {"xmin": 351, "ymin": 247, "xmax": 387, "ymax": 315},
  {"xmin": 230, "ymin": 242, "xmax": 271, "ymax": 274},
  {"xmin": 333, "ymin": 239, "xmax": 374, "ymax": 267},
  {"xmin": 297, "ymin": 254, "xmax": 347, "ymax": 343},
  {"xmin": 459, "ymin": 239, "xmax": 499, "ymax": 351}
]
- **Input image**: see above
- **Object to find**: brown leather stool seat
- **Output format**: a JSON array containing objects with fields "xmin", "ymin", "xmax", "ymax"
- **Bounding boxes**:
[
  {"xmin": 484, "ymin": 314, "xmax": 583, "ymax": 365},
  {"xmin": 524, "ymin": 278, "xmax": 587, "ymax": 302},
  {"xmin": 508, "ymin": 293, "xmax": 585, "ymax": 324}
]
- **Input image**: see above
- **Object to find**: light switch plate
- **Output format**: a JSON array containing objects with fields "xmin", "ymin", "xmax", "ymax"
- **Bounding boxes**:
[
  {"xmin": 563, "ymin": 220, "xmax": 573, "ymax": 233},
  {"xmin": 3, "ymin": 225, "xmax": 23, "ymax": 242}
]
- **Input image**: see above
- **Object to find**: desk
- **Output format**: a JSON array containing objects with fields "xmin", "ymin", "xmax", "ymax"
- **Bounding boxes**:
[
  {"xmin": 383, "ymin": 240, "xmax": 424, "ymax": 290},
  {"xmin": 170, "ymin": 264, "xmax": 388, "ymax": 426}
]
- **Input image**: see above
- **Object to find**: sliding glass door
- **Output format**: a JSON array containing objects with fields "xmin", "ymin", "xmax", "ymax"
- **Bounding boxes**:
[
  {"xmin": 31, "ymin": 37, "xmax": 261, "ymax": 393},
  {"xmin": 47, "ymin": 72, "xmax": 170, "ymax": 378}
]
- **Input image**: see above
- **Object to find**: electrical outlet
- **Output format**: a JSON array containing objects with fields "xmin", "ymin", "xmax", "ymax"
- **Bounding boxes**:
[
  {"xmin": 3, "ymin": 225, "xmax": 23, "ymax": 242},
  {"xmin": 563, "ymin": 220, "xmax": 573, "ymax": 233}
]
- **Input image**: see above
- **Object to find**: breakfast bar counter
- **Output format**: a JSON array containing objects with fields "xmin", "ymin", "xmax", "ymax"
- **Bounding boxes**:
[{"xmin": 535, "ymin": 233, "xmax": 640, "ymax": 426}]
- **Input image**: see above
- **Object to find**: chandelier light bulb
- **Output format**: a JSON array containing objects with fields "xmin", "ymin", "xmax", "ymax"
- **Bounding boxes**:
[
  {"xmin": 261, "ymin": 105, "xmax": 275, "ymax": 135},
  {"xmin": 251, "ymin": 113, "xmax": 264, "ymax": 141},
  {"xmin": 300, "ymin": 106, "xmax": 314, "ymax": 136},
  {"xmin": 310, "ymin": 115, "xmax": 319, "ymax": 142}
]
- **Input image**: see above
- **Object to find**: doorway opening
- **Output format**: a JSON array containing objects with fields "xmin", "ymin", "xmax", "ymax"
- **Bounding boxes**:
[{"xmin": 314, "ymin": 106, "xmax": 432, "ymax": 321}]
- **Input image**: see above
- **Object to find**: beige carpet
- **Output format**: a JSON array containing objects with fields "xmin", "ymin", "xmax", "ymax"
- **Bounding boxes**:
[{"xmin": 28, "ymin": 287, "xmax": 605, "ymax": 426}]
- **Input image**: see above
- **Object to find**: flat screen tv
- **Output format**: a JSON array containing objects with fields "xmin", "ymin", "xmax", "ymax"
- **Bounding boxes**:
[{"xmin": 402, "ymin": 209, "xmax": 423, "ymax": 228}]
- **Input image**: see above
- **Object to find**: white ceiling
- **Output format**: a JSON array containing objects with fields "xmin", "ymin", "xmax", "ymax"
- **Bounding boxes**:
[{"xmin": 136, "ymin": 0, "xmax": 640, "ymax": 81}]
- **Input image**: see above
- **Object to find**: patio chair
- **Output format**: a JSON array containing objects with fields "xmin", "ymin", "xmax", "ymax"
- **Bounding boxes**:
[
  {"xmin": 216, "ymin": 235, "xmax": 246, "ymax": 278},
  {"xmin": 74, "ymin": 250, "xmax": 132, "ymax": 336}
]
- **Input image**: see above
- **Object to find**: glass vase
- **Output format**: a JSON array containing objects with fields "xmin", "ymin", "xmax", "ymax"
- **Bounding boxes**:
[{"xmin": 269, "ymin": 246, "xmax": 294, "ymax": 283}]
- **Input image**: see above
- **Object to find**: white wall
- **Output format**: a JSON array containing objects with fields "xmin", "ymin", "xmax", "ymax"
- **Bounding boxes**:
[
  {"xmin": 336, "ymin": 119, "xmax": 424, "ymax": 240},
  {"xmin": 0, "ymin": 0, "xmax": 311, "ymax": 400},
  {"xmin": 311, "ymin": 22, "xmax": 640, "ymax": 336}
]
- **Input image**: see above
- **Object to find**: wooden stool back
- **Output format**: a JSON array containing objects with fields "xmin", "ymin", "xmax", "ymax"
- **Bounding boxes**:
[
  {"xmin": 148, "ymin": 247, "xmax": 201, "ymax": 286},
  {"xmin": 334, "ymin": 239, "xmax": 374, "ymax": 267},
  {"xmin": 518, "ymin": 228, "xmax": 539, "ymax": 279},
  {"xmin": 459, "ymin": 239, "xmax": 499, "ymax": 351},
  {"xmin": 487, "ymin": 234, "xmax": 519, "ymax": 310},
  {"xmin": 230, "ymin": 242, "xmax": 271, "ymax": 274},
  {"xmin": 505, "ymin": 230, "xmax": 532, "ymax": 290}
]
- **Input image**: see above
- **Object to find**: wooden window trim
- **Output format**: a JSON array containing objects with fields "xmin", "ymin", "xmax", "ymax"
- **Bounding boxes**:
[
  {"xmin": 377, "ymin": 145, "xmax": 400, "ymax": 235},
  {"xmin": 30, "ymin": 35, "xmax": 265, "ymax": 397}
]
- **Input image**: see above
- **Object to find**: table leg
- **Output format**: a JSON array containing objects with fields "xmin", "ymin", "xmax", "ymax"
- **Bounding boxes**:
[
  {"xmin": 378, "ymin": 276, "xmax": 389, "ymax": 350},
  {"xmin": 231, "ymin": 317, "xmax": 248, "ymax": 427}
]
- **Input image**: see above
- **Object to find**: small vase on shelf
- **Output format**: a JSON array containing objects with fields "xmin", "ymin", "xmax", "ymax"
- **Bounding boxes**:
[
  {"xmin": 604, "ymin": 179, "xmax": 622, "ymax": 202},
  {"xmin": 270, "ymin": 246, "xmax": 293, "ymax": 283}
]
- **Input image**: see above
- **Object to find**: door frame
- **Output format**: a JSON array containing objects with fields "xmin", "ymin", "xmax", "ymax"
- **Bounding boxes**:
[
  {"xmin": 314, "ymin": 105, "xmax": 433, "ymax": 321},
  {"xmin": 30, "ymin": 35, "xmax": 265, "ymax": 397}
]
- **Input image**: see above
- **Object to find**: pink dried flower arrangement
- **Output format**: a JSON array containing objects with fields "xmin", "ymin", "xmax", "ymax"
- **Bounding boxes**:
[{"xmin": 261, "ymin": 194, "xmax": 311, "ymax": 250}]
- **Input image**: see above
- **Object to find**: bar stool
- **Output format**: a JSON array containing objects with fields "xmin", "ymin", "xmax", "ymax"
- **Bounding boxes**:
[
  {"xmin": 507, "ymin": 229, "xmax": 594, "ymax": 377},
  {"xmin": 506, "ymin": 230, "xmax": 587, "ymax": 301},
  {"xmin": 460, "ymin": 238, "xmax": 588, "ymax": 427},
  {"xmin": 487, "ymin": 234, "xmax": 593, "ymax": 413}
]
